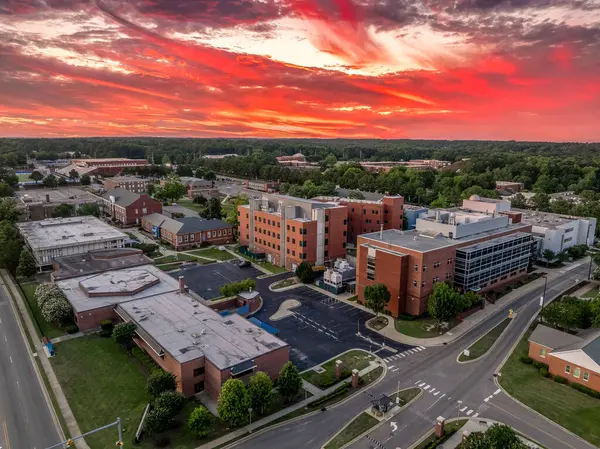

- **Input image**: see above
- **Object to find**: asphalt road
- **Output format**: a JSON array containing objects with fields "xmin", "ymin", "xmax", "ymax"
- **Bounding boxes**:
[
  {"xmin": 0, "ymin": 284, "xmax": 60, "ymax": 449},
  {"xmin": 235, "ymin": 261, "xmax": 597, "ymax": 449}
]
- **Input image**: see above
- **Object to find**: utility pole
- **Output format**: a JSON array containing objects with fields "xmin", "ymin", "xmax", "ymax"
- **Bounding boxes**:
[
  {"xmin": 588, "ymin": 255, "xmax": 594, "ymax": 280},
  {"xmin": 44, "ymin": 418, "xmax": 123, "ymax": 449}
]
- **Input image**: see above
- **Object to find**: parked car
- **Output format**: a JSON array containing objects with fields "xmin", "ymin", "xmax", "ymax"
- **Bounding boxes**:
[{"xmin": 238, "ymin": 260, "xmax": 251, "ymax": 268}]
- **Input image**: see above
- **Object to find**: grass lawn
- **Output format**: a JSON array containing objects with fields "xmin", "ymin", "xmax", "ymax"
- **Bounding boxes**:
[
  {"xmin": 324, "ymin": 412, "xmax": 378, "ymax": 449},
  {"xmin": 499, "ymin": 329, "xmax": 600, "ymax": 446},
  {"xmin": 395, "ymin": 316, "xmax": 459, "ymax": 339},
  {"xmin": 389, "ymin": 387, "xmax": 421, "ymax": 407},
  {"xmin": 51, "ymin": 336, "xmax": 152, "ymax": 448},
  {"xmin": 125, "ymin": 232, "xmax": 140, "ymax": 242},
  {"xmin": 175, "ymin": 198, "xmax": 205, "ymax": 213},
  {"xmin": 414, "ymin": 419, "xmax": 467, "ymax": 449},
  {"xmin": 271, "ymin": 278, "xmax": 298, "ymax": 290},
  {"xmin": 235, "ymin": 248, "xmax": 288, "ymax": 274},
  {"xmin": 153, "ymin": 254, "xmax": 198, "ymax": 264},
  {"xmin": 458, "ymin": 318, "xmax": 511, "ymax": 362},
  {"xmin": 302, "ymin": 350, "xmax": 374, "ymax": 389},
  {"xmin": 583, "ymin": 286, "xmax": 599, "ymax": 298},
  {"xmin": 157, "ymin": 262, "xmax": 184, "ymax": 271},
  {"xmin": 19, "ymin": 282, "xmax": 65, "ymax": 339},
  {"xmin": 186, "ymin": 248, "xmax": 235, "ymax": 261},
  {"xmin": 17, "ymin": 173, "xmax": 32, "ymax": 181}
]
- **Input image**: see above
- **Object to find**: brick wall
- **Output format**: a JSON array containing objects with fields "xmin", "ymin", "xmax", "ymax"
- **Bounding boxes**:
[{"xmin": 74, "ymin": 305, "xmax": 118, "ymax": 331}]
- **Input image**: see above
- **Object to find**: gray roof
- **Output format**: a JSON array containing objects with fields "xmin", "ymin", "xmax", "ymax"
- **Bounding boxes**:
[
  {"xmin": 102, "ymin": 188, "xmax": 141, "ymax": 207},
  {"xmin": 336, "ymin": 188, "xmax": 385, "ymax": 202},
  {"xmin": 528, "ymin": 324, "xmax": 583, "ymax": 350},
  {"xmin": 582, "ymin": 336, "xmax": 600, "ymax": 364},
  {"xmin": 144, "ymin": 213, "xmax": 232, "ymax": 235},
  {"xmin": 52, "ymin": 248, "xmax": 153, "ymax": 280}
]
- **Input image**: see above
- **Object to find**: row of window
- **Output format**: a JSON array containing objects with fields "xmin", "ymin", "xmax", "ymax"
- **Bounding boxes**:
[
  {"xmin": 255, "ymin": 238, "xmax": 281, "ymax": 250},
  {"xmin": 256, "ymin": 228, "xmax": 281, "ymax": 239},
  {"xmin": 414, "ymin": 259, "xmax": 453, "ymax": 272},
  {"xmin": 540, "ymin": 350, "xmax": 590, "ymax": 381},
  {"xmin": 412, "ymin": 273, "xmax": 452, "ymax": 287},
  {"xmin": 255, "ymin": 216, "xmax": 281, "ymax": 227}
]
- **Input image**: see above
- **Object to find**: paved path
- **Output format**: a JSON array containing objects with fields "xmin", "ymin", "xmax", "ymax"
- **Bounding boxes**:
[{"xmin": 0, "ymin": 272, "xmax": 62, "ymax": 449}]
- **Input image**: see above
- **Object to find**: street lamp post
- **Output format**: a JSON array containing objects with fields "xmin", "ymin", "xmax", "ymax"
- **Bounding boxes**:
[
  {"xmin": 248, "ymin": 407, "xmax": 253, "ymax": 433},
  {"xmin": 539, "ymin": 275, "xmax": 548, "ymax": 322},
  {"xmin": 588, "ymin": 256, "xmax": 594, "ymax": 280},
  {"xmin": 457, "ymin": 400, "xmax": 463, "ymax": 419}
]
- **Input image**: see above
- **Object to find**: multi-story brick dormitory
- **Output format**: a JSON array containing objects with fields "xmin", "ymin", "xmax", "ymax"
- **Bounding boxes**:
[{"xmin": 100, "ymin": 188, "xmax": 162, "ymax": 226}]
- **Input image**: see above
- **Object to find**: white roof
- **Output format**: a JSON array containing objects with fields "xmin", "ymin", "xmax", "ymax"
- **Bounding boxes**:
[
  {"xmin": 551, "ymin": 350, "xmax": 600, "ymax": 373},
  {"xmin": 18, "ymin": 217, "xmax": 126, "ymax": 250}
]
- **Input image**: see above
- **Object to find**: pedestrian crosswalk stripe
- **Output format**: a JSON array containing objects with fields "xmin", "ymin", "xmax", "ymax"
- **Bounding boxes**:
[
  {"xmin": 433, "ymin": 391, "xmax": 440, "ymax": 396},
  {"xmin": 419, "ymin": 382, "xmax": 426, "ymax": 387},
  {"xmin": 467, "ymin": 410, "xmax": 473, "ymax": 416}
]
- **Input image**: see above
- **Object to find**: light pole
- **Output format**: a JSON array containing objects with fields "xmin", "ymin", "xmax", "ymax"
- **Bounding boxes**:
[
  {"xmin": 457, "ymin": 400, "xmax": 463, "ymax": 419},
  {"xmin": 396, "ymin": 380, "xmax": 401, "ymax": 404},
  {"xmin": 539, "ymin": 275, "xmax": 548, "ymax": 322},
  {"xmin": 588, "ymin": 255, "xmax": 594, "ymax": 280}
]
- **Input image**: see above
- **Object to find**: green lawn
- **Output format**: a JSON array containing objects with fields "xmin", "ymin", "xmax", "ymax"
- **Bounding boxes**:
[
  {"xmin": 20, "ymin": 282, "xmax": 65, "ymax": 339},
  {"xmin": 583, "ymin": 286, "xmax": 599, "ymax": 298},
  {"xmin": 157, "ymin": 262, "xmax": 185, "ymax": 271},
  {"xmin": 175, "ymin": 198, "xmax": 205, "ymax": 213},
  {"xmin": 153, "ymin": 254, "xmax": 198, "ymax": 264},
  {"xmin": 458, "ymin": 318, "xmax": 511, "ymax": 362},
  {"xmin": 302, "ymin": 350, "xmax": 374, "ymax": 389},
  {"xmin": 390, "ymin": 387, "xmax": 421, "ymax": 407},
  {"xmin": 395, "ymin": 316, "xmax": 459, "ymax": 339},
  {"xmin": 186, "ymin": 248, "xmax": 235, "ymax": 261},
  {"xmin": 414, "ymin": 419, "xmax": 467, "ymax": 449},
  {"xmin": 324, "ymin": 412, "xmax": 379, "ymax": 449},
  {"xmin": 499, "ymin": 329, "xmax": 600, "ymax": 446},
  {"xmin": 17, "ymin": 173, "xmax": 32, "ymax": 181},
  {"xmin": 235, "ymin": 248, "xmax": 288, "ymax": 274}
]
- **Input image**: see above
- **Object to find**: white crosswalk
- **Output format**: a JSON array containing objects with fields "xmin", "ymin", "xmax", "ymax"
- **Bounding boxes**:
[
  {"xmin": 413, "ymin": 379, "xmax": 478, "ymax": 417},
  {"xmin": 383, "ymin": 346, "xmax": 426, "ymax": 363}
]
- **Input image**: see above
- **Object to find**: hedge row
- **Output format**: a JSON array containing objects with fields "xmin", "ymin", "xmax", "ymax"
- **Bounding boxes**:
[{"xmin": 309, "ymin": 383, "xmax": 350, "ymax": 408}]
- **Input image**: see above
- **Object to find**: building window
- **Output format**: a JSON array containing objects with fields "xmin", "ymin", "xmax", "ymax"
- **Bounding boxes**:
[
  {"xmin": 565, "ymin": 365, "xmax": 571, "ymax": 374},
  {"xmin": 343, "ymin": 231, "xmax": 347, "ymax": 236},
  {"xmin": 292, "ymin": 250, "xmax": 296, "ymax": 256},
  {"xmin": 292, "ymin": 238, "xmax": 296, "ymax": 244},
  {"xmin": 325, "ymin": 215, "xmax": 329, "ymax": 221},
  {"xmin": 324, "ymin": 250, "xmax": 328, "ymax": 257},
  {"xmin": 367, "ymin": 255, "xmax": 376, "ymax": 281},
  {"xmin": 292, "ymin": 226, "xmax": 296, "ymax": 232},
  {"xmin": 268, "ymin": 242, "xmax": 271, "ymax": 248},
  {"xmin": 190, "ymin": 234, "xmax": 195, "ymax": 241},
  {"xmin": 325, "ymin": 227, "xmax": 329, "ymax": 233},
  {"xmin": 413, "ymin": 280, "xmax": 417, "ymax": 287},
  {"xmin": 447, "ymin": 257, "xmax": 453, "ymax": 264},
  {"xmin": 277, "ymin": 233, "xmax": 281, "ymax": 239},
  {"xmin": 194, "ymin": 382, "xmax": 205, "ymax": 393},
  {"xmin": 422, "ymin": 265, "xmax": 427, "ymax": 272},
  {"xmin": 218, "ymin": 230, "xmax": 222, "ymax": 236},
  {"xmin": 268, "ymin": 219, "xmax": 271, "ymax": 225},
  {"xmin": 287, "ymin": 237, "xmax": 290, "ymax": 242},
  {"xmin": 421, "ymin": 280, "xmax": 425, "ymax": 287},
  {"xmin": 573, "ymin": 367, "xmax": 581, "ymax": 378},
  {"xmin": 193, "ymin": 367, "xmax": 205, "ymax": 377},
  {"xmin": 277, "ymin": 245, "xmax": 280, "ymax": 250},
  {"xmin": 583, "ymin": 372, "xmax": 589, "ymax": 382},
  {"xmin": 287, "ymin": 249, "xmax": 290, "ymax": 254},
  {"xmin": 324, "ymin": 239, "xmax": 328, "ymax": 245},
  {"xmin": 212, "ymin": 231, "xmax": 216, "ymax": 237},
  {"xmin": 540, "ymin": 348, "xmax": 546, "ymax": 358},
  {"xmin": 287, "ymin": 225, "xmax": 290, "ymax": 230},
  {"xmin": 344, "ymin": 219, "xmax": 347, "ymax": 225},
  {"xmin": 414, "ymin": 264, "xmax": 418, "ymax": 272},
  {"xmin": 433, "ymin": 261, "xmax": 440, "ymax": 268}
]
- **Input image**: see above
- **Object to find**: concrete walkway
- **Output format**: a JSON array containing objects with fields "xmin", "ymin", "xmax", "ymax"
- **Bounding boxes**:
[{"xmin": 1, "ymin": 270, "xmax": 90, "ymax": 449}]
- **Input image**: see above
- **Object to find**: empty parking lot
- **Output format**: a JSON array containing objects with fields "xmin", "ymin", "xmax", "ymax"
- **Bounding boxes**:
[
  {"xmin": 170, "ymin": 261, "xmax": 262, "ymax": 300},
  {"xmin": 255, "ymin": 286, "xmax": 412, "ymax": 371}
]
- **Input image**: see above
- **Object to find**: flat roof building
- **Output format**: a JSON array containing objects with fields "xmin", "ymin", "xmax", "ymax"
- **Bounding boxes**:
[
  {"xmin": 56, "ymin": 264, "xmax": 289, "ymax": 399},
  {"xmin": 142, "ymin": 213, "xmax": 234, "ymax": 249},
  {"xmin": 102, "ymin": 176, "xmax": 151, "ymax": 193},
  {"xmin": 51, "ymin": 248, "xmax": 153, "ymax": 280},
  {"xmin": 18, "ymin": 217, "xmax": 127, "ymax": 268}
]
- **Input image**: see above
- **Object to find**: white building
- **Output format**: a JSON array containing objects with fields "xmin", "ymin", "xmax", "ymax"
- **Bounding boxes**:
[
  {"xmin": 18, "ymin": 216, "xmax": 127, "ymax": 268},
  {"xmin": 517, "ymin": 210, "xmax": 596, "ymax": 255}
]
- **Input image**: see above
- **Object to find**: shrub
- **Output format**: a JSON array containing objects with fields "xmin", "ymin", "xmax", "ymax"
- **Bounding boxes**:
[
  {"xmin": 100, "ymin": 319, "xmax": 114, "ymax": 331},
  {"xmin": 188, "ymin": 406, "xmax": 213, "ymax": 438},
  {"xmin": 309, "ymin": 383, "xmax": 350, "ymax": 408},
  {"xmin": 571, "ymin": 382, "xmax": 600, "ymax": 399},
  {"xmin": 154, "ymin": 437, "xmax": 170, "ymax": 448},
  {"xmin": 154, "ymin": 391, "xmax": 185, "ymax": 417},
  {"xmin": 147, "ymin": 371, "xmax": 177, "ymax": 397},
  {"xmin": 99, "ymin": 329, "xmax": 113, "ymax": 338},
  {"xmin": 539, "ymin": 367, "xmax": 549, "ymax": 378},
  {"xmin": 520, "ymin": 355, "xmax": 533, "ymax": 364},
  {"xmin": 532, "ymin": 361, "xmax": 549, "ymax": 370},
  {"xmin": 553, "ymin": 375, "xmax": 568, "ymax": 384},
  {"xmin": 143, "ymin": 407, "xmax": 172, "ymax": 434},
  {"xmin": 65, "ymin": 324, "xmax": 79, "ymax": 334}
]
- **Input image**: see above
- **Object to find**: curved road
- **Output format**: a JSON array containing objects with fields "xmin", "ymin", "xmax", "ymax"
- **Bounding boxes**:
[{"xmin": 234, "ymin": 261, "xmax": 596, "ymax": 449}]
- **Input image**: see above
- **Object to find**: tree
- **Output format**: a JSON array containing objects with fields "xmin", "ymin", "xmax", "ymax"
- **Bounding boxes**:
[
  {"xmin": 347, "ymin": 190, "xmax": 365, "ymax": 200},
  {"xmin": 0, "ymin": 183, "xmax": 14, "ymax": 198},
  {"xmin": 156, "ymin": 174, "xmax": 186, "ymax": 203},
  {"xmin": 29, "ymin": 170, "xmax": 43, "ymax": 184},
  {"xmin": 324, "ymin": 154, "xmax": 337, "ymax": 167},
  {"xmin": 248, "ymin": 372, "xmax": 273, "ymax": 415},
  {"xmin": 295, "ymin": 261, "xmax": 314, "ymax": 284},
  {"xmin": 161, "ymin": 155, "xmax": 171, "ymax": 165},
  {"xmin": 132, "ymin": 242, "xmax": 159, "ymax": 256},
  {"xmin": 203, "ymin": 170, "xmax": 216, "ymax": 181},
  {"xmin": 16, "ymin": 248, "xmax": 36, "ymax": 277},
  {"xmin": 36, "ymin": 283, "xmax": 62, "ymax": 310},
  {"xmin": 0, "ymin": 220, "xmax": 23, "ymax": 273},
  {"xmin": 531, "ymin": 192, "xmax": 550, "ymax": 211},
  {"xmin": 540, "ymin": 296, "xmax": 591, "ymax": 331},
  {"xmin": 80, "ymin": 174, "xmax": 91, "ymax": 186},
  {"xmin": 509, "ymin": 193, "xmax": 528, "ymax": 209},
  {"xmin": 427, "ymin": 282, "xmax": 461, "ymax": 328},
  {"xmin": 42, "ymin": 174, "xmax": 58, "ymax": 188},
  {"xmin": 225, "ymin": 194, "xmax": 248, "ymax": 228},
  {"xmin": 556, "ymin": 250, "xmax": 569, "ymax": 264},
  {"xmin": 41, "ymin": 293, "xmax": 72, "ymax": 326},
  {"xmin": 68, "ymin": 169, "xmax": 79, "ymax": 180},
  {"xmin": 146, "ymin": 370, "xmax": 177, "ymax": 397},
  {"xmin": 363, "ymin": 283, "xmax": 391, "ymax": 320},
  {"xmin": 154, "ymin": 390, "xmax": 185, "ymax": 417},
  {"xmin": 77, "ymin": 203, "xmax": 100, "ymax": 217},
  {"xmin": 589, "ymin": 297, "xmax": 600, "ymax": 327},
  {"xmin": 0, "ymin": 198, "xmax": 19, "ymax": 222},
  {"xmin": 113, "ymin": 321, "xmax": 137, "ymax": 351},
  {"xmin": 147, "ymin": 183, "xmax": 155, "ymax": 196},
  {"xmin": 277, "ymin": 361, "xmax": 302, "ymax": 402},
  {"xmin": 58, "ymin": 177, "xmax": 67, "ymax": 186},
  {"xmin": 193, "ymin": 195, "xmax": 208, "ymax": 205},
  {"xmin": 143, "ymin": 406, "xmax": 172, "ymax": 435},
  {"xmin": 220, "ymin": 278, "xmax": 256, "ymax": 296},
  {"xmin": 542, "ymin": 249, "xmax": 557, "ymax": 267},
  {"xmin": 51, "ymin": 203, "xmax": 75, "ymax": 218},
  {"xmin": 205, "ymin": 197, "xmax": 223, "ymax": 220},
  {"xmin": 217, "ymin": 379, "xmax": 251, "ymax": 427},
  {"xmin": 188, "ymin": 405, "xmax": 212, "ymax": 438}
]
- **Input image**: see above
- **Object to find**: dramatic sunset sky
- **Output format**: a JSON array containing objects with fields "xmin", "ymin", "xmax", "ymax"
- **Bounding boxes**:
[{"xmin": 1, "ymin": 0, "xmax": 599, "ymax": 141}]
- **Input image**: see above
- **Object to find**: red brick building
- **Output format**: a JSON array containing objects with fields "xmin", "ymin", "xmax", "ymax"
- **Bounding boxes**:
[
  {"xmin": 528, "ymin": 324, "xmax": 600, "ymax": 393},
  {"xmin": 58, "ymin": 158, "xmax": 149, "ymax": 177},
  {"xmin": 238, "ymin": 194, "xmax": 347, "ymax": 270},
  {"xmin": 245, "ymin": 180, "xmax": 280, "ymax": 193},
  {"xmin": 142, "ymin": 213, "xmax": 233, "ymax": 249},
  {"xmin": 102, "ymin": 176, "xmax": 150, "ymax": 193},
  {"xmin": 100, "ymin": 188, "xmax": 162, "ymax": 226},
  {"xmin": 356, "ymin": 208, "xmax": 533, "ymax": 316}
]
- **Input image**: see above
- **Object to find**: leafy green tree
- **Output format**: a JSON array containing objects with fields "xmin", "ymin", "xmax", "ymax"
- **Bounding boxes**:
[
  {"xmin": 206, "ymin": 197, "xmax": 223, "ymax": 220},
  {"xmin": 509, "ymin": 193, "xmax": 528, "ymax": 209},
  {"xmin": 193, "ymin": 195, "xmax": 208, "ymax": 205},
  {"xmin": 146, "ymin": 370, "xmax": 178, "ymax": 398},
  {"xmin": 58, "ymin": 177, "xmax": 67, "ymax": 186},
  {"xmin": 68, "ymin": 169, "xmax": 79, "ymax": 180},
  {"xmin": 363, "ymin": 283, "xmax": 391, "ymax": 320},
  {"xmin": 0, "ymin": 220, "xmax": 23, "ymax": 273},
  {"xmin": 154, "ymin": 390, "xmax": 185, "ymax": 417},
  {"xmin": 556, "ymin": 251, "xmax": 569, "ymax": 264},
  {"xmin": 16, "ymin": 248, "xmax": 37, "ymax": 277},
  {"xmin": 51, "ymin": 203, "xmax": 75, "ymax": 218},
  {"xmin": 589, "ymin": 297, "xmax": 600, "ymax": 327},
  {"xmin": 484, "ymin": 424, "xmax": 526, "ymax": 448},
  {"xmin": 35, "ymin": 283, "xmax": 62, "ymax": 309},
  {"xmin": 113, "ymin": 321, "xmax": 137, "ymax": 351},
  {"xmin": 542, "ymin": 249, "xmax": 556, "ymax": 267},
  {"xmin": 531, "ymin": 192, "xmax": 550, "ymax": 211},
  {"xmin": 146, "ymin": 182, "xmax": 155, "ymax": 196},
  {"xmin": 460, "ymin": 432, "xmax": 488, "ymax": 449},
  {"xmin": 220, "ymin": 278, "xmax": 256, "ymax": 296},
  {"xmin": 0, "ymin": 198, "xmax": 19, "ymax": 222},
  {"xmin": 143, "ymin": 406, "xmax": 172, "ymax": 435},
  {"xmin": 188, "ymin": 405, "xmax": 212, "ymax": 437},
  {"xmin": 0, "ymin": 183, "xmax": 14, "ymax": 198},
  {"xmin": 77, "ymin": 203, "xmax": 100, "ymax": 217},
  {"xmin": 41, "ymin": 293, "xmax": 72, "ymax": 326},
  {"xmin": 217, "ymin": 379, "xmax": 251, "ymax": 427},
  {"xmin": 277, "ymin": 362, "xmax": 302, "ymax": 402},
  {"xmin": 427, "ymin": 282, "xmax": 460, "ymax": 328},
  {"xmin": 295, "ymin": 261, "xmax": 314, "ymax": 284},
  {"xmin": 248, "ymin": 372, "xmax": 273, "ymax": 415},
  {"xmin": 156, "ymin": 174, "xmax": 186, "ymax": 203},
  {"xmin": 29, "ymin": 171, "xmax": 43, "ymax": 183},
  {"xmin": 347, "ymin": 190, "xmax": 365, "ymax": 199},
  {"xmin": 132, "ymin": 242, "xmax": 159, "ymax": 256},
  {"xmin": 540, "ymin": 297, "xmax": 591, "ymax": 331},
  {"xmin": 225, "ymin": 194, "xmax": 248, "ymax": 227},
  {"xmin": 80, "ymin": 174, "xmax": 91, "ymax": 186},
  {"xmin": 203, "ymin": 170, "xmax": 216, "ymax": 181}
]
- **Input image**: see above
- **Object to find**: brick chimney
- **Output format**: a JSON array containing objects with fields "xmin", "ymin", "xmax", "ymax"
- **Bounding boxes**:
[
  {"xmin": 335, "ymin": 360, "xmax": 343, "ymax": 378},
  {"xmin": 435, "ymin": 416, "xmax": 445, "ymax": 438},
  {"xmin": 351, "ymin": 369, "xmax": 359, "ymax": 388},
  {"xmin": 178, "ymin": 276, "xmax": 185, "ymax": 293}
]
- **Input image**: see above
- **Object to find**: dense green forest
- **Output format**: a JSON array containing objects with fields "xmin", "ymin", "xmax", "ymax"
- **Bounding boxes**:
[{"xmin": 2, "ymin": 138, "xmax": 600, "ymax": 227}]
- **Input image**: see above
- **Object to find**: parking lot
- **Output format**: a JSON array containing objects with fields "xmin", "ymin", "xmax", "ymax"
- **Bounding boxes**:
[
  {"xmin": 170, "ymin": 261, "xmax": 262, "ymax": 300},
  {"xmin": 255, "ymin": 286, "xmax": 412, "ymax": 371}
]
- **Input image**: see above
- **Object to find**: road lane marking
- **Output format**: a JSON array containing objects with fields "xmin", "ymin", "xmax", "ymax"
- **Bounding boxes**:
[
  {"xmin": 419, "ymin": 346, "xmax": 426, "ymax": 350},
  {"xmin": 392, "ymin": 368, "xmax": 400, "ymax": 372},
  {"xmin": 494, "ymin": 389, "xmax": 501, "ymax": 395},
  {"xmin": 429, "ymin": 389, "xmax": 436, "ymax": 394},
  {"xmin": 419, "ymin": 382, "xmax": 426, "ymax": 387},
  {"xmin": 424, "ymin": 384, "xmax": 430, "ymax": 390},
  {"xmin": 9, "ymin": 356, "xmax": 12, "ymax": 364},
  {"xmin": 388, "ymin": 365, "xmax": 395, "ymax": 370},
  {"xmin": 15, "ymin": 381, "xmax": 19, "ymax": 390},
  {"xmin": 415, "ymin": 380, "xmax": 421, "ymax": 384},
  {"xmin": 460, "ymin": 406, "xmax": 467, "ymax": 412},
  {"xmin": 439, "ymin": 394, "xmax": 445, "ymax": 399},
  {"xmin": 466, "ymin": 410, "xmax": 473, "ymax": 416},
  {"xmin": 3, "ymin": 336, "xmax": 6, "ymax": 342},
  {"xmin": 433, "ymin": 391, "xmax": 440, "ymax": 396},
  {"xmin": 2, "ymin": 420, "xmax": 10, "ymax": 449},
  {"xmin": 472, "ymin": 413, "xmax": 479, "ymax": 418}
]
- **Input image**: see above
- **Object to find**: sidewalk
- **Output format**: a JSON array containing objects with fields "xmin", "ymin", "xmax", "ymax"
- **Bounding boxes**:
[{"xmin": 1, "ymin": 270, "xmax": 90, "ymax": 449}]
